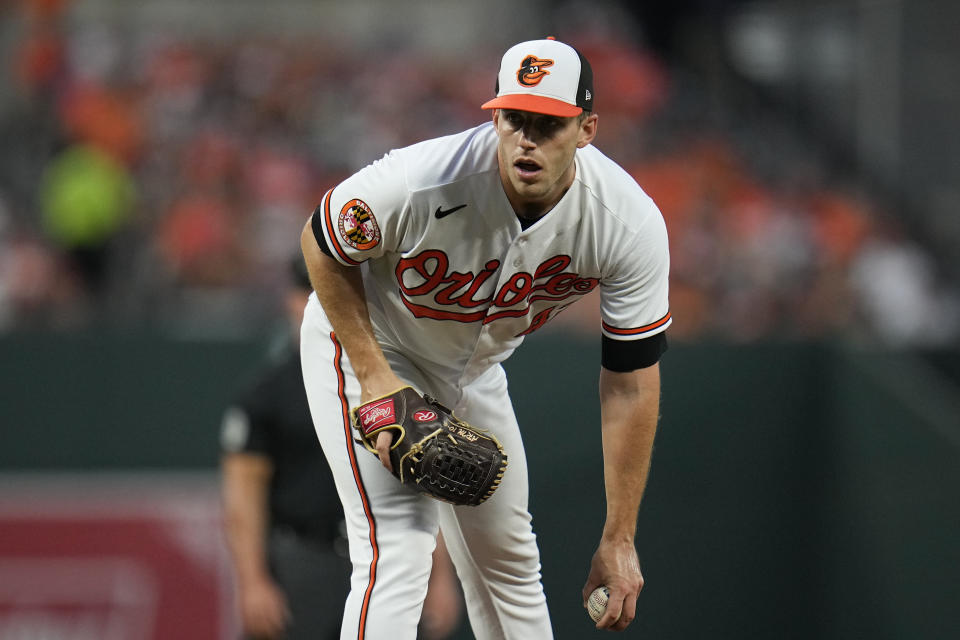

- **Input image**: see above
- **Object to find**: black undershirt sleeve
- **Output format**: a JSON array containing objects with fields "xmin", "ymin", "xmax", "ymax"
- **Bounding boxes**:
[
  {"xmin": 601, "ymin": 332, "xmax": 668, "ymax": 372},
  {"xmin": 310, "ymin": 205, "xmax": 333, "ymax": 257}
]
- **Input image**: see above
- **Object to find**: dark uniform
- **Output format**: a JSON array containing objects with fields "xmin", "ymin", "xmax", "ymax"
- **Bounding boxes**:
[{"xmin": 221, "ymin": 344, "xmax": 351, "ymax": 640}]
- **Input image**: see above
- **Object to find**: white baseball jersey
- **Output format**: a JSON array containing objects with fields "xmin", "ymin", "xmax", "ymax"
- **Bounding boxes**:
[{"xmin": 314, "ymin": 121, "xmax": 671, "ymax": 386}]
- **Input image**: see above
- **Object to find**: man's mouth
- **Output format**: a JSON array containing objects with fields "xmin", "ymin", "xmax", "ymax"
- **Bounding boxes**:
[{"xmin": 514, "ymin": 158, "xmax": 542, "ymax": 180}]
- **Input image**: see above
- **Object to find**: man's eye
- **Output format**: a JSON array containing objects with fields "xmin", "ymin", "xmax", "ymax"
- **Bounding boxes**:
[
  {"xmin": 538, "ymin": 119, "xmax": 561, "ymax": 135},
  {"xmin": 506, "ymin": 113, "xmax": 524, "ymax": 127}
]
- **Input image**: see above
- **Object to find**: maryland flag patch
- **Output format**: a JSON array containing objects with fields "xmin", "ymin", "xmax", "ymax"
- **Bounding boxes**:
[{"xmin": 338, "ymin": 198, "xmax": 381, "ymax": 251}]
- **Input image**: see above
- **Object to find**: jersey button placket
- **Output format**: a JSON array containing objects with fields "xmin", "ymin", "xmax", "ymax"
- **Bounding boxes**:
[{"xmin": 513, "ymin": 236, "xmax": 526, "ymax": 268}]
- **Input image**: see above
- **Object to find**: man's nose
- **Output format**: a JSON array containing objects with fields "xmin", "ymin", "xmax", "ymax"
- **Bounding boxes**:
[{"xmin": 519, "ymin": 125, "xmax": 539, "ymax": 147}]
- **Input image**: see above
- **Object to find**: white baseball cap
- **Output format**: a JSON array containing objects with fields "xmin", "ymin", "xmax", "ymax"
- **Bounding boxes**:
[{"xmin": 482, "ymin": 37, "xmax": 594, "ymax": 117}]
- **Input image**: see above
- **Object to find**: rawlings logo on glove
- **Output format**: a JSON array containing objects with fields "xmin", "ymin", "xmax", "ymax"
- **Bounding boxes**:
[
  {"xmin": 351, "ymin": 387, "xmax": 508, "ymax": 506},
  {"xmin": 356, "ymin": 399, "xmax": 398, "ymax": 434}
]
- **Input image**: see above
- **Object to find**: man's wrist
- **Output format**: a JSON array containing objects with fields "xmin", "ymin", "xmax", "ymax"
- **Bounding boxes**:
[
  {"xmin": 358, "ymin": 371, "xmax": 406, "ymax": 402},
  {"xmin": 235, "ymin": 563, "xmax": 273, "ymax": 588},
  {"xmin": 600, "ymin": 519, "xmax": 638, "ymax": 545}
]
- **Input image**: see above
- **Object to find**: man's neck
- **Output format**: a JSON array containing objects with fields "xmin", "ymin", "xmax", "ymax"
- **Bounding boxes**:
[{"xmin": 517, "ymin": 212, "xmax": 540, "ymax": 230}]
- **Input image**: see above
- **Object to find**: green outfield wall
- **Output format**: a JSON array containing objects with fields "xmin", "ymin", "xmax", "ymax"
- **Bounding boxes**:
[{"xmin": 1, "ymin": 332, "xmax": 957, "ymax": 639}]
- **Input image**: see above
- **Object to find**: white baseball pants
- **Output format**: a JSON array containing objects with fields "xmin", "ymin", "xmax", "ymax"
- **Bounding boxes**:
[{"xmin": 300, "ymin": 295, "xmax": 553, "ymax": 640}]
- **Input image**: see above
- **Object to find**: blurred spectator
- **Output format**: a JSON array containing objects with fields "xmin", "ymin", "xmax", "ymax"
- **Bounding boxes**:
[
  {"xmin": 0, "ymin": 193, "xmax": 88, "ymax": 330},
  {"xmin": 57, "ymin": 81, "xmax": 144, "ymax": 166},
  {"xmin": 850, "ymin": 218, "xmax": 960, "ymax": 347},
  {"xmin": 158, "ymin": 191, "xmax": 242, "ymax": 288},
  {"xmin": 12, "ymin": 0, "xmax": 70, "ymax": 101},
  {"xmin": 37, "ymin": 143, "xmax": 136, "ymax": 297}
]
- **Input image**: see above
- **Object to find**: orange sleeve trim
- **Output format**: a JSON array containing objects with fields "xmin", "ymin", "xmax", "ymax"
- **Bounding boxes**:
[{"xmin": 602, "ymin": 311, "xmax": 672, "ymax": 336}]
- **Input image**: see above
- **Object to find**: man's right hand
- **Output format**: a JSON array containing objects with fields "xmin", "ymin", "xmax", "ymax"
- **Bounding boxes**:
[
  {"xmin": 375, "ymin": 430, "xmax": 395, "ymax": 472},
  {"xmin": 359, "ymin": 374, "xmax": 407, "ymax": 474},
  {"xmin": 240, "ymin": 577, "xmax": 290, "ymax": 639}
]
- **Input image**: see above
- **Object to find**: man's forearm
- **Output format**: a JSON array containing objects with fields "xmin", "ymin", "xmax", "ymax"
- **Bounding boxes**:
[
  {"xmin": 581, "ymin": 365, "xmax": 659, "ymax": 630},
  {"xmin": 222, "ymin": 454, "xmax": 273, "ymax": 586},
  {"xmin": 598, "ymin": 364, "xmax": 661, "ymax": 541},
  {"xmin": 300, "ymin": 221, "xmax": 401, "ymax": 399}
]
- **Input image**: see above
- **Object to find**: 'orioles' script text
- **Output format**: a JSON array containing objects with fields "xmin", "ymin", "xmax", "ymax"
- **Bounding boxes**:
[{"xmin": 394, "ymin": 250, "xmax": 598, "ymax": 326}]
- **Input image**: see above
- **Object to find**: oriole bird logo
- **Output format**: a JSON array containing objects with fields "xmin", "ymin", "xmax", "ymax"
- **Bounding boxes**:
[{"xmin": 516, "ymin": 55, "xmax": 553, "ymax": 86}]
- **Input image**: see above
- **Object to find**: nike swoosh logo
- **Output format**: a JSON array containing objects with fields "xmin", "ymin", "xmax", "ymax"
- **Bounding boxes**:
[{"xmin": 435, "ymin": 204, "xmax": 468, "ymax": 219}]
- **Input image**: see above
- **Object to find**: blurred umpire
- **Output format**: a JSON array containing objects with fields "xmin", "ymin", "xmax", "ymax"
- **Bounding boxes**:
[{"xmin": 220, "ymin": 255, "xmax": 462, "ymax": 640}]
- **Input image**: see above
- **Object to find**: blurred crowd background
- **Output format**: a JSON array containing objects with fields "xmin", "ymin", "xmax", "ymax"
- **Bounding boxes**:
[{"xmin": 1, "ymin": 0, "xmax": 958, "ymax": 346}]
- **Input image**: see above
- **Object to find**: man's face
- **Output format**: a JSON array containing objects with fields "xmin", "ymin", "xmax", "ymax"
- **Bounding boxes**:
[{"xmin": 493, "ymin": 108, "xmax": 598, "ymax": 218}]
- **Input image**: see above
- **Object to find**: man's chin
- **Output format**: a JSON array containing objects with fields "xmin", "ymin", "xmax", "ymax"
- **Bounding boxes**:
[{"xmin": 512, "ymin": 180, "xmax": 546, "ymax": 199}]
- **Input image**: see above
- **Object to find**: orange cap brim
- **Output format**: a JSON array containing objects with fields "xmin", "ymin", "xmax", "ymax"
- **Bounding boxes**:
[{"xmin": 481, "ymin": 94, "xmax": 582, "ymax": 117}]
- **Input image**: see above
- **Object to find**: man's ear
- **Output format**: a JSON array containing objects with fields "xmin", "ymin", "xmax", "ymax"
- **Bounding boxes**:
[{"xmin": 577, "ymin": 113, "xmax": 599, "ymax": 148}]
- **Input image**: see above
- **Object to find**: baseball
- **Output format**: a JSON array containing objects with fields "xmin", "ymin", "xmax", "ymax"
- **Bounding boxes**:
[{"xmin": 587, "ymin": 586, "xmax": 610, "ymax": 623}]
